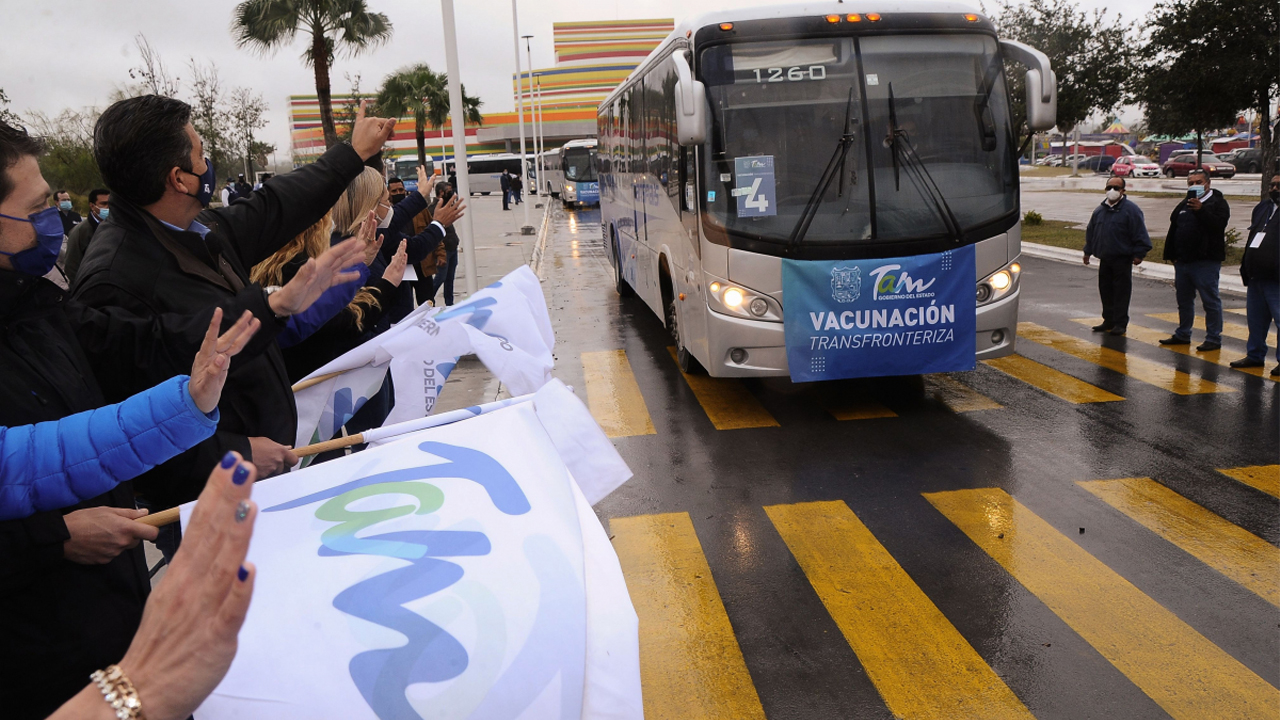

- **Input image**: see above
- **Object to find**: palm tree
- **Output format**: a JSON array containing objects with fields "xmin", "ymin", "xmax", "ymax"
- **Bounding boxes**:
[
  {"xmin": 232, "ymin": 0, "xmax": 392, "ymax": 149},
  {"xmin": 376, "ymin": 64, "xmax": 483, "ymax": 168}
]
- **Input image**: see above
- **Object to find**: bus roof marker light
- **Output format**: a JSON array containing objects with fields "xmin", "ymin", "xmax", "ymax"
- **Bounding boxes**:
[
  {"xmin": 825, "ymin": 14, "xmax": 841, "ymax": 23},
  {"xmin": 847, "ymin": 13, "xmax": 862, "ymax": 22},
  {"xmin": 964, "ymin": 13, "xmax": 980, "ymax": 22},
  {"xmin": 718, "ymin": 22, "xmax": 733, "ymax": 31},
  {"xmin": 866, "ymin": 13, "xmax": 882, "ymax": 21}
]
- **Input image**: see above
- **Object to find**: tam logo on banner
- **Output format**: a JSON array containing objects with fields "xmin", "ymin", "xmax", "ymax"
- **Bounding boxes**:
[{"xmin": 782, "ymin": 246, "xmax": 976, "ymax": 381}]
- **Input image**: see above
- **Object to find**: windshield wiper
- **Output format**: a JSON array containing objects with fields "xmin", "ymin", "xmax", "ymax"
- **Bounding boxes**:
[
  {"xmin": 886, "ymin": 83, "xmax": 963, "ymax": 242},
  {"xmin": 786, "ymin": 87, "xmax": 857, "ymax": 253}
]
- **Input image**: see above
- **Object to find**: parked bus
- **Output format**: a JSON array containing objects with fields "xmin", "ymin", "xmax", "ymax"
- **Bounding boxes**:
[
  {"xmin": 598, "ymin": 3, "xmax": 1056, "ymax": 379},
  {"xmin": 392, "ymin": 157, "xmax": 434, "ymax": 191},
  {"xmin": 537, "ymin": 148, "xmax": 562, "ymax": 197},
  {"xmin": 443, "ymin": 153, "xmax": 528, "ymax": 196},
  {"xmin": 557, "ymin": 138, "xmax": 600, "ymax": 207}
]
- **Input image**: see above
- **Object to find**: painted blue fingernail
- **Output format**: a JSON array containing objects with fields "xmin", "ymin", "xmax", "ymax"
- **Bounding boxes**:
[
  {"xmin": 220, "ymin": 452, "xmax": 237, "ymax": 469},
  {"xmin": 233, "ymin": 464, "xmax": 250, "ymax": 485},
  {"xmin": 238, "ymin": 565, "xmax": 248, "ymax": 582}
]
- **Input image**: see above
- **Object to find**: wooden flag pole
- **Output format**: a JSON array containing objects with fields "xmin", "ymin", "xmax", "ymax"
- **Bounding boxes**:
[{"xmin": 291, "ymin": 369, "xmax": 347, "ymax": 393}]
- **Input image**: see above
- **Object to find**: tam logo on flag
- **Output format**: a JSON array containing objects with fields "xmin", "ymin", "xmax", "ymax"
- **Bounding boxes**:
[{"xmin": 187, "ymin": 382, "xmax": 640, "ymax": 720}]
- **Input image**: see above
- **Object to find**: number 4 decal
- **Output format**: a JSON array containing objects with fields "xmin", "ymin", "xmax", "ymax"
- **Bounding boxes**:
[{"xmin": 743, "ymin": 177, "xmax": 768, "ymax": 212}]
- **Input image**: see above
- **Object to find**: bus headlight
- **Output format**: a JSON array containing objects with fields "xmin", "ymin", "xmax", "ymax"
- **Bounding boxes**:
[
  {"xmin": 977, "ymin": 259, "xmax": 1021, "ymax": 307},
  {"xmin": 704, "ymin": 273, "xmax": 782, "ymax": 322}
]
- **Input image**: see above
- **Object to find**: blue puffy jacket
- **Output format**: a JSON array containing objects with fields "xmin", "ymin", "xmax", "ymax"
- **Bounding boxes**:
[{"xmin": 0, "ymin": 375, "xmax": 217, "ymax": 521}]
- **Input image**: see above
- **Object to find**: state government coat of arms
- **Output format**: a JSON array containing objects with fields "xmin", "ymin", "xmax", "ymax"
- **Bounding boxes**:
[{"xmin": 830, "ymin": 265, "xmax": 862, "ymax": 303}]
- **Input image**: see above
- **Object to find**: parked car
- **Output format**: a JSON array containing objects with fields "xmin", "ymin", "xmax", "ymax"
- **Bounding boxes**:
[
  {"xmin": 1161, "ymin": 151, "xmax": 1236, "ymax": 178},
  {"xmin": 1224, "ymin": 147, "xmax": 1269, "ymax": 174},
  {"xmin": 1111, "ymin": 155, "xmax": 1161, "ymax": 178},
  {"xmin": 1078, "ymin": 155, "xmax": 1116, "ymax": 174}
]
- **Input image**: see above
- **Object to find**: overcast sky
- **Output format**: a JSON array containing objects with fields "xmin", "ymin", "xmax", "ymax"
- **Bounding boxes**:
[{"xmin": 1, "ymin": 0, "xmax": 1159, "ymax": 158}]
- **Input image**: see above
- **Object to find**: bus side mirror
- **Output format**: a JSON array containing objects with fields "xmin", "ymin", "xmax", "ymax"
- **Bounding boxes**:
[
  {"xmin": 673, "ymin": 54, "xmax": 707, "ymax": 146},
  {"xmin": 999, "ymin": 39, "xmax": 1057, "ymax": 132}
]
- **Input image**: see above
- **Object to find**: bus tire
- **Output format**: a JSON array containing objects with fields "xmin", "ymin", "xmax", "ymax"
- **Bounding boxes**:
[
  {"xmin": 612, "ymin": 235, "xmax": 633, "ymax": 297},
  {"xmin": 667, "ymin": 296, "xmax": 703, "ymax": 375}
]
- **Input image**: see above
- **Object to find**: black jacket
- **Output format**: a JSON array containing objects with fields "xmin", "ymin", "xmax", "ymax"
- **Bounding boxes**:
[
  {"xmin": 72, "ymin": 142, "xmax": 365, "ymax": 508},
  {"xmin": 1163, "ymin": 189, "xmax": 1230, "ymax": 263},
  {"xmin": 57, "ymin": 208, "xmax": 82, "ymax": 236},
  {"xmin": 372, "ymin": 192, "xmax": 444, "ymax": 326},
  {"xmin": 0, "ymin": 269, "xmax": 258, "ymax": 719},
  {"xmin": 1242, "ymin": 199, "xmax": 1280, "ymax": 285},
  {"xmin": 1083, "ymin": 196, "xmax": 1152, "ymax": 259}
]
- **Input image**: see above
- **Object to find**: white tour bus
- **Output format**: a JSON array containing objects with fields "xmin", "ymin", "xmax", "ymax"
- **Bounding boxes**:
[
  {"xmin": 536, "ymin": 148, "xmax": 562, "ymax": 197},
  {"xmin": 556, "ymin": 138, "xmax": 601, "ymax": 207},
  {"xmin": 598, "ymin": 2, "xmax": 1056, "ymax": 376},
  {"xmin": 443, "ymin": 153, "xmax": 527, "ymax": 196}
]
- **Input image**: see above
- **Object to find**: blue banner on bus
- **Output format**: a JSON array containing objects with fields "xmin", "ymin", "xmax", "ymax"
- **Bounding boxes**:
[
  {"xmin": 577, "ymin": 181, "xmax": 600, "ymax": 204},
  {"xmin": 781, "ymin": 246, "xmax": 976, "ymax": 382}
]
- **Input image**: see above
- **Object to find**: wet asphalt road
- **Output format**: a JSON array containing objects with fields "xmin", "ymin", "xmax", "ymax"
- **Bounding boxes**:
[{"xmin": 538, "ymin": 203, "xmax": 1279, "ymax": 720}]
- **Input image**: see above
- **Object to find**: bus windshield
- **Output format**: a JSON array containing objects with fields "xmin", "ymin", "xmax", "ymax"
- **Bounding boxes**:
[
  {"xmin": 699, "ymin": 33, "xmax": 1017, "ymax": 251},
  {"xmin": 563, "ymin": 147, "xmax": 597, "ymax": 182}
]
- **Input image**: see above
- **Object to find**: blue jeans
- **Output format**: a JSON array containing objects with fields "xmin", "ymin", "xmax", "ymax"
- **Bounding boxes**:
[
  {"xmin": 433, "ymin": 249, "xmax": 458, "ymax": 306},
  {"xmin": 1245, "ymin": 279, "xmax": 1280, "ymax": 362},
  {"xmin": 1173, "ymin": 261, "xmax": 1223, "ymax": 343}
]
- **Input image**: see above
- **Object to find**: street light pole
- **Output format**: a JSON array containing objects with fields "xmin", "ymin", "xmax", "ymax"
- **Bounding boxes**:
[
  {"xmin": 512, "ymin": 3, "xmax": 533, "ymax": 234},
  {"xmin": 523, "ymin": 36, "xmax": 537, "ymax": 196},
  {"xmin": 536, "ymin": 75, "xmax": 545, "ymax": 195},
  {"xmin": 442, "ymin": 0, "xmax": 478, "ymax": 295}
]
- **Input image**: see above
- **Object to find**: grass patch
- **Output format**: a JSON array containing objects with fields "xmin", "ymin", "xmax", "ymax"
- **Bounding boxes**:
[
  {"xmin": 1022, "ymin": 220, "xmax": 1243, "ymax": 265},
  {"xmin": 1026, "ymin": 187, "xmax": 1262, "ymax": 202},
  {"xmin": 1019, "ymin": 166, "xmax": 1076, "ymax": 177}
]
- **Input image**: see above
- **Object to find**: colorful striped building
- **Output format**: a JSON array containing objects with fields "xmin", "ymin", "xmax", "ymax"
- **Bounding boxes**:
[{"xmin": 288, "ymin": 18, "xmax": 673, "ymax": 163}]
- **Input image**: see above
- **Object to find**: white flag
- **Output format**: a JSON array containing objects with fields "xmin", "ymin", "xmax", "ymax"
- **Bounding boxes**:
[{"xmin": 186, "ymin": 399, "xmax": 640, "ymax": 720}]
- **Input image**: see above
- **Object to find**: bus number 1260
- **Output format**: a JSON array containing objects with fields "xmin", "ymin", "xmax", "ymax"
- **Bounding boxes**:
[{"xmin": 752, "ymin": 66, "xmax": 828, "ymax": 83}]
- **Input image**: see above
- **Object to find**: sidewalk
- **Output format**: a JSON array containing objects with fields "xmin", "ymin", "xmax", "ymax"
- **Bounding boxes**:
[{"xmin": 1020, "ymin": 242, "xmax": 1246, "ymax": 297}]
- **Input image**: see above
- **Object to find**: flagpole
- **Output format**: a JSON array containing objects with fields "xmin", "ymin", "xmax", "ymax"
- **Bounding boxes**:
[
  {"xmin": 442, "ymin": 0, "xmax": 479, "ymax": 296},
  {"xmin": 512, "ymin": 0, "xmax": 533, "ymax": 235},
  {"xmin": 139, "ymin": 393, "xmax": 539, "ymax": 528}
]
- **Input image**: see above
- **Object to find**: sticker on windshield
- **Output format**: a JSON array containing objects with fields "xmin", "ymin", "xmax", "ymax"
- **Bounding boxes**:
[
  {"xmin": 866, "ymin": 73, "xmax": 879, "ymax": 86},
  {"xmin": 734, "ymin": 155, "xmax": 777, "ymax": 218}
]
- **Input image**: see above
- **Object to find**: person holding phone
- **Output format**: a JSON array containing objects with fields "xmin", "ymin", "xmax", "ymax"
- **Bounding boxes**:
[
  {"xmin": 1230, "ymin": 174, "xmax": 1280, "ymax": 375},
  {"xmin": 1160, "ymin": 168, "xmax": 1230, "ymax": 351}
]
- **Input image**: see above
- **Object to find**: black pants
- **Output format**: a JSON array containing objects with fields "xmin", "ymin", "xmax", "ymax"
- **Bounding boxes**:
[{"xmin": 1098, "ymin": 256, "xmax": 1134, "ymax": 328}]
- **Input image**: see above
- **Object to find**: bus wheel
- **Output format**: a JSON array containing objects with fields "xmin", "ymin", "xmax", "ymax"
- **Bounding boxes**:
[
  {"xmin": 612, "ymin": 235, "xmax": 633, "ymax": 297},
  {"xmin": 667, "ymin": 297, "xmax": 704, "ymax": 375}
]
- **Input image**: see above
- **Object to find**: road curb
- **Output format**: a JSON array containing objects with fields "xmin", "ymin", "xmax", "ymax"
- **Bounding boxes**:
[
  {"xmin": 530, "ymin": 200, "xmax": 553, "ymax": 279},
  {"xmin": 1020, "ymin": 241, "xmax": 1246, "ymax": 297}
]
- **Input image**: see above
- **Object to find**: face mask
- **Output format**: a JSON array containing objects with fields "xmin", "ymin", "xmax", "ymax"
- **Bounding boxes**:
[
  {"xmin": 390, "ymin": 192, "xmax": 407, "ymax": 203},
  {"xmin": 1189, "ymin": 184, "xmax": 1206, "ymax": 199},
  {"xmin": 1106, "ymin": 188, "xmax": 1122, "ymax": 203},
  {"xmin": 0, "ymin": 206, "xmax": 65, "ymax": 276},
  {"xmin": 96, "ymin": 207, "xmax": 110, "ymax": 221},
  {"xmin": 377, "ymin": 205, "xmax": 393, "ymax": 229},
  {"xmin": 182, "ymin": 157, "xmax": 216, "ymax": 207},
  {"xmin": 1269, "ymin": 189, "xmax": 1278, "ymax": 202},
  {"xmin": 58, "ymin": 200, "xmax": 72, "ymax": 212}
]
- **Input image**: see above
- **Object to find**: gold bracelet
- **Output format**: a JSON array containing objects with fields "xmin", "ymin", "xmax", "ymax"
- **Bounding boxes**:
[{"xmin": 89, "ymin": 664, "xmax": 147, "ymax": 720}]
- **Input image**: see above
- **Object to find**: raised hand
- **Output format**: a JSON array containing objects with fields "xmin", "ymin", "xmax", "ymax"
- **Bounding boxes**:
[
  {"xmin": 357, "ymin": 210, "xmax": 383, "ymax": 267},
  {"xmin": 415, "ymin": 164, "xmax": 437, "ymax": 200},
  {"xmin": 349, "ymin": 100, "xmax": 397, "ymax": 161},
  {"xmin": 383, "ymin": 240, "xmax": 408, "ymax": 287},
  {"xmin": 189, "ymin": 308, "xmax": 261, "ymax": 414},
  {"xmin": 432, "ymin": 193, "xmax": 466, "ymax": 228},
  {"xmin": 268, "ymin": 236, "xmax": 366, "ymax": 316}
]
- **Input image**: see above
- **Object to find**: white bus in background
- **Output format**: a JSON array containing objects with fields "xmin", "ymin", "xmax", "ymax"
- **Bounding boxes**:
[
  {"xmin": 536, "ymin": 148, "xmax": 563, "ymax": 197},
  {"xmin": 442, "ymin": 153, "xmax": 527, "ymax": 196},
  {"xmin": 597, "ymin": 2, "xmax": 1057, "ymax": 376},
  {"xmin": 556, "ymin": 138, "xmax": 600, "ymax": 207}
]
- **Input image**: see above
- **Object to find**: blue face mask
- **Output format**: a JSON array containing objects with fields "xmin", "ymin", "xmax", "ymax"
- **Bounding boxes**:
[
  {"xmin": 1190, "ymin": 184, "xmax": 1206, "ymax": 199},
  {"xmin": 58, "ymin": 200, "xmax": 72, "ymax": 212},
  {"xmin": 0, "ymin": 206, "xmax": 64, "ymax": 276},
  {"xmin": 183, "ymin": 157, "xmax": 216, "ymax": 207},
  {"xmin": 96, "ymin": 207, "xmax": 109, "ymax": 221}
]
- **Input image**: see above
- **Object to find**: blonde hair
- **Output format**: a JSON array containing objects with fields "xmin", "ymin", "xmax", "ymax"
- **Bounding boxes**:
[
  {"xmin": 331, "ymin": 166, "xmax": 389, "ymax": 237},
  {"xmin": 250, "ymin": 209, "xmax": 383, "ymax": 332}
]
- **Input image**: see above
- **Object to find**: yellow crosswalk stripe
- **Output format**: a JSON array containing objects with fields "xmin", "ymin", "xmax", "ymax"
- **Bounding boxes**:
[
  {"xmin": 1071, "ymin": 319, "xmax": 1275, "ymax": 382},
  {"xmin": 984, "ymin": 354, "xmax": 1124, "ymax": 403},
  {"xmin": 1146, "ymin": 312, "xmax": 1276, "ymax": 346},
  {"xmin": 582, "ymin": 350, "xmax": 657, "ymax": 438},
  {"xmin": 765, "ymin": 500, "xmax": 1034, "ymax": 720},
  {"xmin": 666, "ymin": 347, "xmax": 780, "ymax": 430},
  {"xmin": 1079, "ymin": 478, "xmax": 1280, "ymax": 608},
  {"xmin": 610, "ymin": 513, "xmax": 767, "ymax": 720},
  {"xmin": 924, "ymin": 374, "xmax": 1002, "ymax": 412},
  {"xmin": 1218, "ymin": 465, "xmax": 1280, "ymax": 499},
  {"xmin": 1018, "ymin": 322, "xmax": 1233, "ymax": 395},
  {"xmin": 926, "ymin": 488, "xmax": 1280, "ymax": 720}
]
